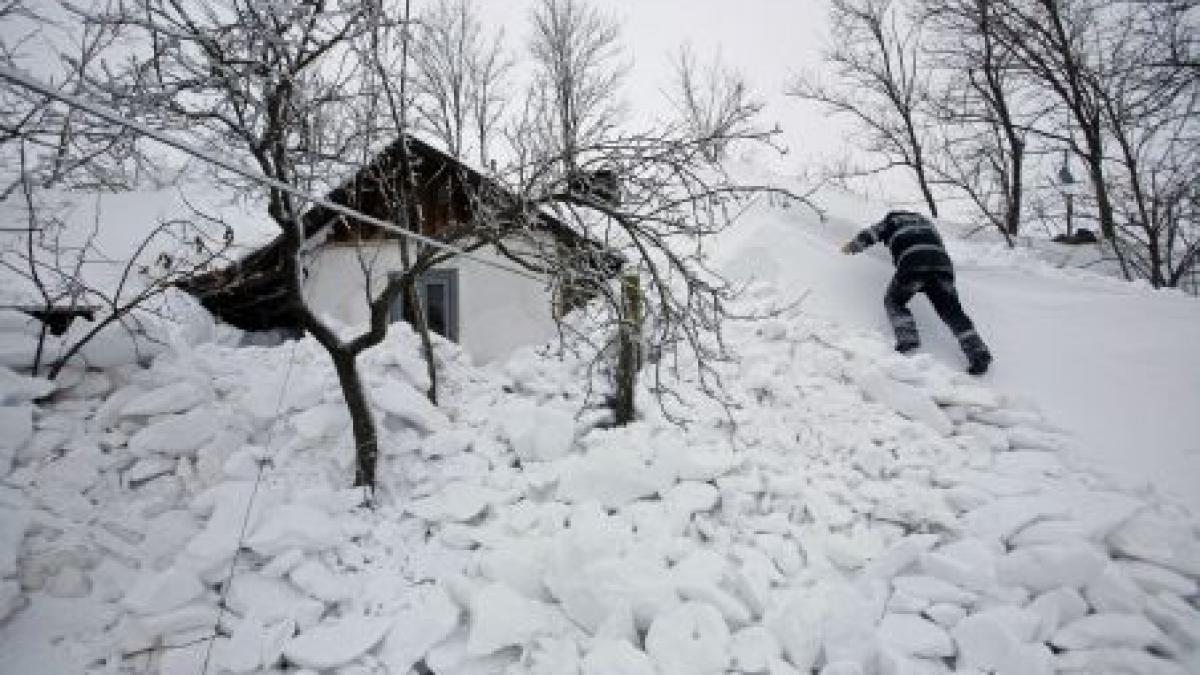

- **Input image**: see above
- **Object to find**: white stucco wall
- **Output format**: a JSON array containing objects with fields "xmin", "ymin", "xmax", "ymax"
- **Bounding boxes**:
[{"xmin": 303, "ymin": 243, "xmax": 558, "ymax": 364}]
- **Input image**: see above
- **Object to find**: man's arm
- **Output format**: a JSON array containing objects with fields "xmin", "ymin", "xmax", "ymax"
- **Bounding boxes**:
[{"xmin": 842, "ymin": 217, "xmax": 890, "ymax": 254}]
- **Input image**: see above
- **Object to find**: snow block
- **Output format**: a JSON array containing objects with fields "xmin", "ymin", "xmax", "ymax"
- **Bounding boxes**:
[
  {"xmin": 467, "ymin": 582, "xmax": 554, "ymax": 657},
  {"xmin": 127, "ymin": 408, "xmax": 219, "ymax": 457},
  {"xmin": 246, "ymin": 503, "xmax": 344, "ymax": 556},
  {"xmin": 995, "ymin": 542, "xmax": 1107, "ymax": 593},
  {"xmin": 122, "ymin": 566, "xmax": 204, "ymax": 616},
  {"xmin": 121, "ymin": 381, "xmax": 209, "ymax": 417},
  {"xmin": 1050, "ymin": 613, "xmax": 1171, "ymax": 651},
  {"xmin": 283, "ymin": 615, "xmax": 393, "ymax": 670},
  {"xmin": 0, "ymin": 405, "xmax": 32, "ymax": 476},
  {"xmin": 371, "ymin": 379, "xmax": 448, "ymax": 434},
  {"xmin": 853, "ymin": 367, "xmax": 953, "ymax": 436},
  {"xmin": 582, "ymin": 639, "xmax": 656, "ymax": 675},
  {"xmin": 378, "ymin": 586, "xmax": 460, "ymax": 673},
  {"xmin": 877, "ymin": 613, "xmax": 955, "ymax": 659},
  {"xmin": 502, "ymin": 402, "xmax": 576, "ymax": 462},
  {"xmin": 645, "ymin": 601, "xmax": 731, "ymax": 675}
]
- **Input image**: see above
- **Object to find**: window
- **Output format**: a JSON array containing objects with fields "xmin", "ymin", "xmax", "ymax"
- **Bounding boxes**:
[{"xmin": 389, "ymin": 269, "xmax": 459, "ymax": 342}]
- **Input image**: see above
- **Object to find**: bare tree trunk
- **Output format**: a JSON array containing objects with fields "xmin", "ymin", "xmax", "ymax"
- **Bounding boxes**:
[
  {"xmin": 329, "ymin": 350, "xmax": 379, "ymax": 488},
  {"xmin": 614, "ymin": 270, "xmax": 641, "ymax": 425}
]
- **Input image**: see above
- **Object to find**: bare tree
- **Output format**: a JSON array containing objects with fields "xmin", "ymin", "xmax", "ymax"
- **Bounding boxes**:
[
  {"xmin": 411, "ymin": 0, "xmax": 511, "ymax": 164},
  {"xmin": 922, "ymin": 0, "xmax": 1032, "ymax": 241},
  {"xmin": 788, "ymin": 0, "xmax": 941, "ymax": 217},
  {"xmin": 527, "ymin": 0, "xmax": 626, "ymax": 175},
  {"xmin": 66, "ymin": 0, "xmax": 433, "ymax": 491},
  {"xmin": 667, "ymin": 44, "xmax": 765, "ymax": 165}
]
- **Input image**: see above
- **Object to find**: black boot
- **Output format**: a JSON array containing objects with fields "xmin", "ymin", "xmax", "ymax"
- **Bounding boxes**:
[
  {"xmin": 967, "ymin": 351, "xmax": 992, "ymax": 375},
  {"xmin": 895, "ymin": 340, "xmax": 920, "ymax": 354}
]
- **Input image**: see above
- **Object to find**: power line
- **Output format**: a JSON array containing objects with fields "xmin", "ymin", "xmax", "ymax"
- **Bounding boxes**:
[{"xmin": 0, "ymin": 66, "xmax": 548, "ymax": 284}]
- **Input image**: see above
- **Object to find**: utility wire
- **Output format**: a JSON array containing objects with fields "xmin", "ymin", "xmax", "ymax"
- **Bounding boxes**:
[{"xmin": 0, "ymin": 66, "xmax": 548, "ymax": 283}]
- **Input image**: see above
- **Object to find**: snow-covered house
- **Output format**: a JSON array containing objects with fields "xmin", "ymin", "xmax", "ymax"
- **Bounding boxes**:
[{"xmin": 180, "ymin": 136, "xmax": 621, "ymax": 363}]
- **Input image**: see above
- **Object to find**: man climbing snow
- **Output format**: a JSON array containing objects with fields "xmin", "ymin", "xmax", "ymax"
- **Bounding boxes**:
[{"xmin": 842, "ymin": 211, "xmax": 993, "ymax": 375}]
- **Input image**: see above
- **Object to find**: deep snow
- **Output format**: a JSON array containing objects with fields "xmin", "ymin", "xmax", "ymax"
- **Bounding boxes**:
[{"xmin": 0, "ymin": 180, "xmax": 1198, "ymax": 675}]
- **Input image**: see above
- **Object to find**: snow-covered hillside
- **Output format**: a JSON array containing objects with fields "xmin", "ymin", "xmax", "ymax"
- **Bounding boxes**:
[{"xmin": 1, "ymin": 183, "xmax": 1198, "ymax": 674}]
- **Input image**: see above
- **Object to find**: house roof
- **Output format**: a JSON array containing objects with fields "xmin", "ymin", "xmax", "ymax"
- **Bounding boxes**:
[{"xmin": 178, "ymin": 134, "xmax": 622, "ymax": 332}]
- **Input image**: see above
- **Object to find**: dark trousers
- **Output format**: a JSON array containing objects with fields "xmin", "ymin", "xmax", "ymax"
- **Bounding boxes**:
[{"xmin": 884, "ymin": 270, "xmax": 989, "ymax": 358}]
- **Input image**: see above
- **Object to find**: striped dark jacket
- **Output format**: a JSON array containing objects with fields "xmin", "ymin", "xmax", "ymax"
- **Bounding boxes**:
[{"xmin": 847, "ymin": 211, "xmax": 954, "ymax": 273}]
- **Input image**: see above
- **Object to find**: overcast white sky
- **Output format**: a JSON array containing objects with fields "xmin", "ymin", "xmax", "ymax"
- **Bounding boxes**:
[{"xmin": 475, "ymin": 0, "xmax": 858, "ymax": 175}]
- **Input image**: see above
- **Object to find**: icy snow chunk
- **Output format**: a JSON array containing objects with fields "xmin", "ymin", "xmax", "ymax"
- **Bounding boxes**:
[
  {"xmin": 1108, "ymin": 511, "xmax": 1200, "ymax": 577},
  {"xmin": 919, "ymin": 538, "xmax": 999, "ymax": 592},
  {"xmin": 1051, "ymin": 613, "xmax": 1171, "ymax": 651},
  {"xmin": 282, "ymin": 614, "xmax": 393, "ymax": 670},
  {"xmin": 420, "ymin": 428, "xmax": 473, "ymax": 459},
  {"xmin": 767, "ymin": 590, "xmax": 827, "ymax": 671},
  {"xmin": 1117, "ymin": 560, "xmax": 1199, "ymax": 597},
  {"xmin": 246, "ymin": 503, "xmax": 343, "ymax": 557},
  {"xmin": 924, "ymin": 603, "xmax": 965, "ymax": 629},
  {"xmin": 960, "ymin": 494, "xmax": 1067, "ymax": 544},
  {"xmin": 135, "ymin": 602, "xmax": 221, "ymax": 639},
  {"xmin": 291, "ymin": 403, "xmax": 348, "ymax": 441},
  {"xmin": 852, "ymin": 367, "xmax": 952, "ymax": 436},
  {"xmin": 892, "ymin": 576, "xmax": 977, "ymax": 605},
  {"xmin": 952, "ymin": 609, "xmax": 1039, "ymax": 673},
  {"xmin": 0, "ymin": 333, "xmax": 39, "ymax": 368},
  {"xmin": 0, "ymin": 367, "xmax": 54, "ymax": 404},
  {"xmin": 1054, "ymin": 648, "xmax": 1188, "ymax": 675},
  {"xmin": 0, "ymin": 508, "xmax": 31, "ymax": 577},
  {"xmin": 127, "ymin": 408, "xmax": 219, "ymax": 457},
  {"xmin": 556, "ymin": 449, "xmax": 673, "ymax": 508},
  {"xmin": 478, "ymin": 543, "xmax": 550, "ymax": 601},
  {"xmin": 378, "ymin": 586, "xmax": 460, "ymax": 673},
  {"xmin": 121, "ymin": 381, "xmax": 209, "ymax": 417},
  {"xmin": 955, "ymin": 421, "xmax": 1009, "ymax": 452},
  {"xmin": 502, "ymin": 402, "xmax": 575, "ymax": 462},
  {"xmin": 1008, "ymin": 519, "xmax": 1088, "ymax": 547},
  {"xmin": 1027, "ymin": 587, "xmax": 1088, "ymax": 642},
  {"xmin": 731, "ymin": 625, "xmax": 782, "ymax": 672},
  {"xmin": 657, "ymin": 442, "xmax": 739, "ymax": 482},
  {"xmin": 877, "ymin": 613, "xmax": 954, "ymax": 658},
  {"xmin": 1005, "ymin": 426, "xmax": 1067, "ymax": 452},
  {"xmin": 0, "ymin": 405, "xmax": 33, "ymax": 475},
  {"xmin": 407, "ymin": 481, "xmax": 506, "ymax": 523},
  {"xmin": 289, "ymin": 559, "xmax": 353, "ymax": 604},
  {"xmin": 995, "ymin": 542, "xmax": 1107, "ymax": 593},
  {"xmin": 0, "ymin": 580, "xmax": 21, "ymax": 622},
  {"xmin": 371, "ymin": 379, "xmax": 448, "ymax": 433},
  {"xmin": 546, "ymin": 556, "xmax": 678, "ymax": 632},
  {"xmin": 122, "ymin": 566, "xmax": 204, "ymax": 616},
  {"xmin": 862, "ymin": 534, "xmax": 939, "ymax": 580},
  {"xmin": 928, "ymin": 383, "xmax": 999, "ymax": 408},
  {"xmin": 467, "ymin": 582, "xmax": 555, "ymax": 656},
  {"xmin": 1145, "ymin": 593, "xmax": 1200, "ymax": 650},
  {"xmin": 221, "ymin": 615, "xmax": 294, "ymax": 673},
  {"xmin": 582, "ymin": 639, "xmax": 656, "ymax": 675},
  {"xmin": 228, "ymin": 573, "xmax": 325, "ymax": 630},
  {"xmin": 1083, "ymin": 563, "xmax": 1145, "ymax": 613},
  {"xmin": 645, "ymin": 601, "xmax": 731, "ymax": 675}
]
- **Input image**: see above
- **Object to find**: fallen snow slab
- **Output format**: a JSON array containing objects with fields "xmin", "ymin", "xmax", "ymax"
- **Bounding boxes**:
[
  {"xmin": 246, "ymin": 503, "xmax": 343, "ymax": 556},
  {"xmin": 581, "ymin": 639, "xmax": 657, "ymax": 675},
  {"xmin": 227, "ymin": 573, "xmax": 325, "ymax": 630},
  {"xmin": 220, "ymin": 615, "xmax": 294, "ymax": 673},
  {"xmin": 1107, "ymin": 511, "xmax": 1200, "ymax": 577},
  {"xmin": 1050, "ymin": 612, "xmax": 1171, "ymax": 651},
  {"xmin": 289, "ymin": 559, "xmax": 353, "ymax": 604},
  {"xmin": 644, "ymin": 601, "xmax": 731, "ymax": 675},
  {"xmin": 555, "ymin": 450, "xmax": 673, "ymax": 508},
  {"xmin": 372, "ymin": 379, "xmax": 448, "ymax": 433},
  {"xmin": 122, "ymin": 566, "xmax": 205, "ymax": 616},
  {"xmin": 1117, "ymin": 560, "xmax": 1199, "ymax": 597},
  {"xmin": 0, "ymin": 366, "xmax": 55, "ymax": 404},
  {"xmin": 502, "ymin": 402, "xmax": 575, "ymax": 462},
  {"xmin": 0, "ymin": 405, "xmax": 33, "ymax": 476},
  {"xmin": 877, "ymin": 613, "xmax": 955, "ymax": 658},
  {"xmin": 377, "ymin": 586, "xmax": 460, "ymax": 673},
  {"xmin": 127, "ymin": 408, "xmax": 220, "ymax": 457},
  {"xmin": 0, "ymin": 508, "xmax": 31, "ymax": 577},
  {"xmin": 952, "ymin": 609, "xmax": 1048, "ymax": 674},
  {"xmin": 282, "ymin": 614, "xmax": 393, "ymax": 670},
  {"xmin": 291, "ymin": 403, "xmax": 348, "ymax": 441},
  {"xmin": 1054, "ymin": 648, "xmax": 1189, "ymax": 675},
  {"xmin": 852, "ymin": 367, "xmax": 952, "ymax": 436},
  {"xmin": 121, "ymin": 381, "xmax": 209, "ymax": 417},
  {"xmin": 0, "ymin": 580, "xmax": 22, "ymax": 623},
  {"xmin": 407, "ymin": 481, "xmax": 507, "ymax": 523},
  {"xmin": 467, "ymin": 582, "xmax": 555, "ymax": 656},
  {"xmin": 546, "ymin": 556, "xmax": 679, "ymax": 633},
  {"xmin": 995, "ymin": 542, "xmax": 1107, "ymax": 593}
]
